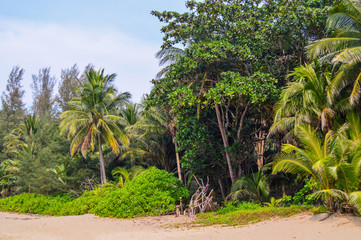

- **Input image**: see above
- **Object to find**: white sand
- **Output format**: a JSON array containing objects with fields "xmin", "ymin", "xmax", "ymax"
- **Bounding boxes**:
[{"xmin": 0, "ymin": 211, "xmax": 360, "ymax": 240}]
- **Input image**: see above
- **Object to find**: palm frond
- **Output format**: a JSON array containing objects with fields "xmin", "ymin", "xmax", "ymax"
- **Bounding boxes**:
[
  {"xmin": 307, "ymin": 37, "xmax": 361, "ymax": 59},
  {"xmin": 349, "ymin": 191, "xmax": 361, "ymax": 212}
]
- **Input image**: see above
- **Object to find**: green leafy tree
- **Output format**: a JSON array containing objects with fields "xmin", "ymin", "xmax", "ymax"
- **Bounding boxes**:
[
  {"xmin": 31, "ymin": 67, "xmax": 56, "ymax": 117},
  {"xmin": 1, "ymin": 65, "xmax": 26, "ymax": 131},
  {"xmin": 57, "ymin": 64, "xmax": 81, "ymax": 112},
  {"xmin": 60, "ymin": 69, "xmax": 129, "ymax": 185},
  {"xmin": 4, "ymin": 116, "xmax": 71, "ymax": 194},
  {"xmin": 150, "ymin": 0, "xmax": 334, "ymax": 187}
]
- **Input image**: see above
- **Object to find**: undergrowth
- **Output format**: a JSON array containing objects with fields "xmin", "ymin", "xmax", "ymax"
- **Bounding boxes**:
[
  {"xmin": 194, "ymin": 205, "xmax": 314, "ymax": 226},
  {"xmin": 0, "ymin": 167, "xmax": 188, "ymax": 218}
]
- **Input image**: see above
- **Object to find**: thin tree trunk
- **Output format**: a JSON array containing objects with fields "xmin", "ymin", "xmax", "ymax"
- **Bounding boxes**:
[
  {"xmin": 256, "ymin": 130, "xmax": 265, "ymax": 170},
  {"xmin": 218, "ymin": 178, "xmax": 227, "ymax": 203},
  {"xmin": 98, "ymin": 134, "xmax": 107, "ymax": 185},
  {"xmin": 174, "ymin": 141, "xmax": 182, "ymax": 181},
  {"xmin": 256, "ymin": 118, "xmax": 266, "ymax": 170},
  {"xmin": 236, "ymin": 102, "xmax": 249, "ymax": 141},
  {"xmin": 214, "ymin": 103, "xmax": 235, "ymax": 184}
]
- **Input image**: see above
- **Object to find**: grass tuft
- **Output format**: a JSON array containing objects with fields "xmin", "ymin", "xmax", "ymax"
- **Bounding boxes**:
[{"xmin": 193, "ymin": 205, "xmax": 315, "ymax": 227}]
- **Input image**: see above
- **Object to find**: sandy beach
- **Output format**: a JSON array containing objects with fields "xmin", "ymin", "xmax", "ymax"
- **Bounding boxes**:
[{"xmin": 0, "ymin": 211, "xmax": 360, "ymax": 240}]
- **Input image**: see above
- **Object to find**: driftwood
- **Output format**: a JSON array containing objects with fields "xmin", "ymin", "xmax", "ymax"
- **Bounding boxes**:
[{"xmin": 188, "ymin": 177, "xmax": 217, "ymax": 217}]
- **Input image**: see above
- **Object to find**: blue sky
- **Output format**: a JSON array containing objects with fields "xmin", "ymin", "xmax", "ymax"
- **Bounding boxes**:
[{"xmin": 0, "ymin": 0, "xmax": 187, "ymax": 105}]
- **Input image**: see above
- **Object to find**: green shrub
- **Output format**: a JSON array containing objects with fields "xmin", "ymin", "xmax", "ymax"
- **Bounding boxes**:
[
  {"xmin": 59, "ymin": 184, "xmax": 116, "ymax": 215},
  {"xmin": 217, "ymin": 201, "xmax": 262, "ymax": 214},
  {"xmin": 0, "ymin": 167, "xmax": 188, "ymax": 218},
  {"xmin": 94, "ymin": 167, "xmax": 188, "ymax": 218},
  {"xmin": 0, "ymin": 193, "xmax": 71, "ymax": 215},
  {"xmin": 292, "ymin": 179, "xmax": 314, "ymax": 205}
]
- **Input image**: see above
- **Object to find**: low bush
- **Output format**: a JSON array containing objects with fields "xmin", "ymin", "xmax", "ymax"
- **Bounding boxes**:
[
  {"xmin": 196, "ymin": 205, "xmax": 314, "ymax": 226},
  {"xmin": 0, "ymin": 167, "xmax": 189, "ymax": 218},
  {"xmin": 0, "ymin": 193, "xmax": 71, "ymax": 215},
  {"xmin": 93, "ymin": 167, "xmax": 188, "ymax": 218},
  {"xmin": 59, "ymin": 184, "xmax": 116, "ymax": 215}
]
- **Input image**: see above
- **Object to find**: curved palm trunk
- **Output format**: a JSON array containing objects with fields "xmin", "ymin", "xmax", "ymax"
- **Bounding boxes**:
[{"xmin": 98, "ymin": 134, "xmax": 107, "ymax": 185}]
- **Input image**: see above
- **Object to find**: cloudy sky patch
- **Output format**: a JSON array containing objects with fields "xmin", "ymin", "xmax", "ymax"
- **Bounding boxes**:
[
  {"xmin": 0, "ymin": 1, "xmax": 186, "ymax": 106},
  {"xmin": 0, "ymin": 18, "xmax": 159, "ymax": 104}
]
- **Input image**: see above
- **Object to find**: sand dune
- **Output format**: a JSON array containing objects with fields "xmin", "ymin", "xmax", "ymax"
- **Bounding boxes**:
[{"xmin": 0, "ymin": 211, "xmax": 360, "ymax": 240}]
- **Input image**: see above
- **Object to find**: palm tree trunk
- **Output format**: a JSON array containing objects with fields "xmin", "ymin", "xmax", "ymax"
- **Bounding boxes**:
[
  {"xmin": 214, "ymin": 103, "xmax": 235, "ymax": 184},
  {"xmin": 174, "ymin": 139, "xmax": 182, "ymax": 181},
  {"xmin": 98, "ymin": 134, "xmax": 107, "ymax": 185}
]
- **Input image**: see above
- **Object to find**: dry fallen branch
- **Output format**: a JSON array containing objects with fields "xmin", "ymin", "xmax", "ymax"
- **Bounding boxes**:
[{"xmin": 188, "ymin": 176, "xmax": 217, "ymax": 217}]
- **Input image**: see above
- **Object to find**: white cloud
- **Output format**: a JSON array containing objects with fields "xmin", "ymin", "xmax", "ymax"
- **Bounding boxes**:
[{"xmin": 0, "ymin": 18, "xmax": 161, "ymax": 107}]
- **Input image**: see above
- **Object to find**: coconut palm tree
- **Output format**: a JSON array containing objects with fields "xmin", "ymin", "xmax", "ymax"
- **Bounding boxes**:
[
  {"xmin": 60, "ymin": 69, "xmax": 129, "ymax": 185},
  {"xmin": 111, "ymin": 166, "xmax": 145, "ymax": 188},
  {"xmin": 117, "ymin": 102, "xmax": 148, "ymax": 166},
  {"xmin": 273, "ymin": 121, "xmax": 361, "ymax": 211},
  {"xmin": 307, "ymin": 0, "xmax": 361, "ymax": 104},
  {"xmin": 229, "ymin": 167, "xmax": 270, "ymax": 203},
  {"xmin": 155, "ymin": 46, "xmax": 185, "ymax": 79},
  {"xmin": 270, "ymin": 62, "xmax": 350, "ymax": 137},
  {"xmin": 139, "ymin": 107, "xmax": 180, "ymax": 177},
  {"xmin": 6, "ymin": 114, "xmax": 39, "ymax": 156}
]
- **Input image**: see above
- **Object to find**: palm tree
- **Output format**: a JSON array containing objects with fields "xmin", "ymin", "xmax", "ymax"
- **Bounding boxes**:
[
  {"xmin": 60, "ymin": 69, "xmax": 129, "ymax": 185},
  {"xmin": 48, "ymin": 163, "xmax": 67, "ymax": 185},
  {"xmin": 6, "ymin": 114, "xmax": 39, "ymax": 156},
  {"xmin": 117, "ymin": 103, "xmax": 146, "ymax": 166},
  {"xmin": 155, "ymin": 46, "xmax": 185, "ymax": 79},
  {"xmin": 111, "ymin": 166, "xmax": 145, "ymax": 188},
  {"xmin": 270, "ymin": 62, "xmax": 350, "ymax": 137},
  {"xmin": 139, "ymin": 107, "xmax": 181, "ymax": 178},
  {"xmin": 229, "ymin": 167, "xmax": 270, "ymax": 203},
  {"xmin": 154, "ymin": 47, "xmax": 185, "ymax": 180},
  {"xmin": 307, "ymin": 0, "xmax": 361, "ymax": 104},
  {"xmin": 0, "ymin": 159, "xmax": 19, "ymax": 197},
  {"xmin": 273, "ymin": 121, "xmax": 361, "ymax": 211}
]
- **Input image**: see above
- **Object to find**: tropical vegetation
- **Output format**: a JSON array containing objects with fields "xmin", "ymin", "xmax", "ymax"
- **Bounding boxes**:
[{"xmin": 2, "ymin": 0, "xmax": 361, "ymax": 221}]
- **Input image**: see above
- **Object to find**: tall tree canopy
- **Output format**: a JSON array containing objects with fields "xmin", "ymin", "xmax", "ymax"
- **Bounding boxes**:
[
  {"xmin": 149, "ymin": 0, "xmax": 334, "ymax": 186},
  {"xmin": 1, "ymin": 66, "xmax": 26, "ymax": 131},
  {"xmin": 31, "ymin": 67, "xmax": 56, "ymax": 117}
]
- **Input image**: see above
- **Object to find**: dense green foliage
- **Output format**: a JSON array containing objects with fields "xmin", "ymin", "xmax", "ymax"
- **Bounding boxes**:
[
  {"xmin": 93, "ymin": 167, "xmax": 188, "ymax": 217},
  {"xmin": 3, "ymin": 0, "xmax": 361, "ymax": 221},
  {"xmin": 0, "ymin": 168, "xmax": 188, "ymax": 218},
  {"xmin": 149, "ymin": 0, "xmax": 335, "ymax": 188},
  {"xmin": 0, "ymin": 193, "xmax": 71, "ymax": 215}
]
